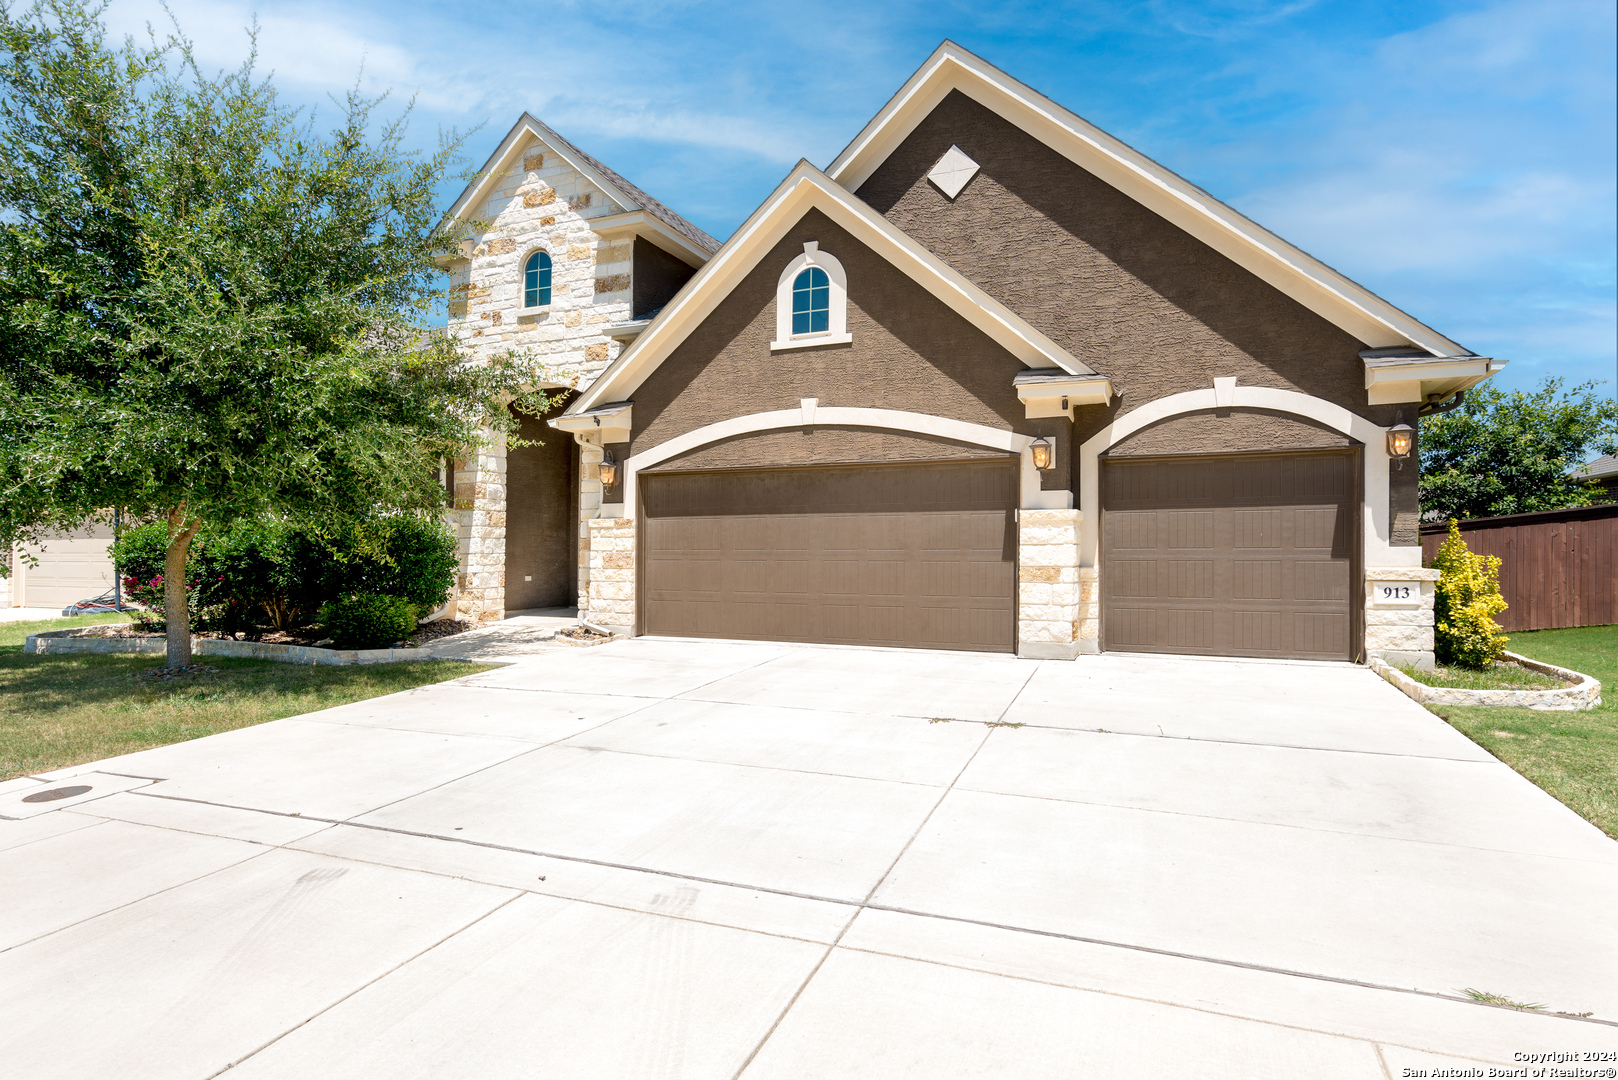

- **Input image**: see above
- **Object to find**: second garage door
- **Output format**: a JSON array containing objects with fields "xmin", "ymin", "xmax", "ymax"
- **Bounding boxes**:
[
  {"xmin": 642, "ymin": 459, "xmax": 1017, "ymax": 651},
  {"xmin": 1102, "ymin": 451, "xmax": 1358, "ymax": 661}
]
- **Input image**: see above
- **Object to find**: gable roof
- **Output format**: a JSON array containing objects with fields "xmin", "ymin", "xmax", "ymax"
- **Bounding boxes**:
[
  {"xmin": 444, "ymin": 114, "xmax": 720, "ymax": 262},
  {"xmin": 827, "ymin": 41, "xmax": 1473, "ymax": 359},
  {"xmin": 567, "ymin": 160, "xmax": 1099, "ymax": 415}
]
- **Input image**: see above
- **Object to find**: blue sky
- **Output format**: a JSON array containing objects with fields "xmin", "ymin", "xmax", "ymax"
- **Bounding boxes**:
[{"xmin": 107, "ymin": 0, "xmax": 1616, "ymax": 395}]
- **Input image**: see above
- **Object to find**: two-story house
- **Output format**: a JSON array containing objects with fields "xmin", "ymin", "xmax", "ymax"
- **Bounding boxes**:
[{"xmin": 455, "ymin": 44, "xmax": 1502, "ymax": 669}]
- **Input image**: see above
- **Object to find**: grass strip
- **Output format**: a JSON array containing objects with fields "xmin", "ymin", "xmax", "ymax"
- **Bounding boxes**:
[
  {"xmin": 1, "ymin": 614, "xmax": 495, "ymax": 780},
  {"xmin": 1429, "ymin": 624, "xmax": 1617, "ymax": 839}
]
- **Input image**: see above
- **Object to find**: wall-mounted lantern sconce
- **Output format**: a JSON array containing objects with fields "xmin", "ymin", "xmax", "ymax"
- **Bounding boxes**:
[
  {"xmin": 1386, "ymin": 420, "xmax": 1414, "ymax": 468},
  {"xmin": 1029, "ymin": 437, "xmax": 1054, "ymax": 472},
  {"xmin": 598, "ymin": 450, "xmax": 619, "ymax": 489}
]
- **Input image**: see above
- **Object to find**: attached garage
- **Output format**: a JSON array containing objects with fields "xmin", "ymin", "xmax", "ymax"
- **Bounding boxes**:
[
  {"xmin": 1101, "ymin": 451, "xmax": 1358, "ymax": 661},
  {"xmin": 642, "ymin": 458, "xmax": 1017, "ymax": 652}
]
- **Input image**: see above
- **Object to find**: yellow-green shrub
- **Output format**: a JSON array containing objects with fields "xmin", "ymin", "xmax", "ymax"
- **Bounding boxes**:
[{"xmin": 1430, "ymin": 520, "xmax": 1509, "ymax": 669}]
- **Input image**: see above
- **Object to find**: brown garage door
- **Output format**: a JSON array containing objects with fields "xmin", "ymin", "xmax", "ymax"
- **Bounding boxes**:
[
  {"xmin": 643, "ymin": 459, "xmax": 1016, "ymax": 651},
  {"xmin": 1102, "ymin": 451, "xmax": 1358, "ymax": 660}
]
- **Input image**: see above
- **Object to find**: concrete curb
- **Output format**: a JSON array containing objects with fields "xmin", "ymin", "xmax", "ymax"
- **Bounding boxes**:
[{"xmin": 1370, "ymin": 651, "xmax": 1602, "ymax": 711}]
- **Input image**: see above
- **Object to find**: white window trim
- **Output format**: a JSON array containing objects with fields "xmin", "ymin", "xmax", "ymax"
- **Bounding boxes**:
[
  {"xmin": 520, "ymin": 246, "xmax": 555, "ymax": 312},
  {"xmin": 770, "ymin": 242, "xmax": 851, "ymax": 351}
]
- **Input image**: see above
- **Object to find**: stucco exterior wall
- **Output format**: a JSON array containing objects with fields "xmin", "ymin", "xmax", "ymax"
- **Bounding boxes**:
[
  {"xmin": 633, "ymin": 237, "xmax": 695, "ymax": 319},
  {"xmin": 624, "ymin": 208, "xmax": 1071, "ymax": 489},
  {"xmin": 1108, "ymin": 408, "xmax": 1356, "ymax": 458},
  {"xmin": 855, "ymin": 90, "xmax": 1415, "ymax": 450}
]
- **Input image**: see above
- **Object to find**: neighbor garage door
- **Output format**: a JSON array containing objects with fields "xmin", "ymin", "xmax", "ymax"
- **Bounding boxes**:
[
  {"xmin": 1102, "ymin": 451, "xmax": 1357, "ymax": 660},
  {"xmin": 643, "ymin": 459, "xmax": 1016, "ymax": 652}
]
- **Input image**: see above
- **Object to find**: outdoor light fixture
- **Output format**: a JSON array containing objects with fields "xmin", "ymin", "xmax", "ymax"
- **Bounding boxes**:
[
  {"xmin": 1029, "ymin": 437, "xmax": 1054, "ymax": 471},
  {"xmin": 1386, "ymin": 419, "xmax": 1414, "ymax": 468},
  {"xmin": 598, "ymin": 450, "xmax": 619, "ymax": 489}
]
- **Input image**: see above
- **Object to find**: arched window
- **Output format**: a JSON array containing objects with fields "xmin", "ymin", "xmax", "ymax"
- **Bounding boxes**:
[
  {"xmin": 792, "ymin": 267, "xmax": 829, "ymax": 334},
  {"xmin": 771, "ymin": 242, "xmax": 849, "ymax": 351},
  {"xmin": 523, "ymin": 250, "xmax": 552, "ymax": 308}
]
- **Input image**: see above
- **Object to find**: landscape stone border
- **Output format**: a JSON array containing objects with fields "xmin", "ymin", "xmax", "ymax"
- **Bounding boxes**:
[
  {"xmin": 1370, "ymin": 650, "xmax": 1601, "ymax": 711},
  {"xmin": 25, "ymin": 622, "xmax": 620, "ymax": 664},
  {"xmin": 24, "ymin": 624, "xmax": 451, "ymax": 666}
]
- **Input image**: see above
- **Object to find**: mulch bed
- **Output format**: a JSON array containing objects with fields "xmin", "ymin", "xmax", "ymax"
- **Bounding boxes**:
[
  {"xmin": 108, "ymin": 618, "xmax": 475, "ymax": 650},
  {"xmin": 554, "ymin": 625, "xmax": 613, "ymax": 643}
]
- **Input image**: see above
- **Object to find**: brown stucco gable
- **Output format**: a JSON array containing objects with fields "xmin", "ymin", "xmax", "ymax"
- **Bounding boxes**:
[
  {"xmin": 855, "ymin": 91, "xmax": 1413, "ymax": 428},
  {"xmin": 854, "ymin": 88, "xmax": 1418, "ymax": 520},
  {"xmin": 625, "ymin": 206, "xmax": 1072, "ymax": 489}
]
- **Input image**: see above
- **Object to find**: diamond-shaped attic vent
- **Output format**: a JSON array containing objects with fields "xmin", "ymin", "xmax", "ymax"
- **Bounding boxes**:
[{"xmin": 927, "ymin": 145, "xmax": 980, "ymax": 200}]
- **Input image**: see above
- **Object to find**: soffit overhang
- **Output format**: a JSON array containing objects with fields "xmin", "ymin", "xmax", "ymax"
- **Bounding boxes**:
[
  {"xmin": 550, "ymin": 401, "xmax": 633, "ymax": 442},
  {"xmin": 827, "ymin": 41, "xmax": 1474, "ymax": 360},
  {"xmin": 566, "ymin": 160, "xmax": 1097, "ymax": 416},
  {"xmin": 1359, "ymin": 348, "xmax": 1505, "ymax": 406}
]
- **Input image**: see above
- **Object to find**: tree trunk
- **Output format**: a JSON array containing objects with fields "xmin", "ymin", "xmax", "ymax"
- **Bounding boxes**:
[{"xmin": 164, "ymin": 507, "xmax": 201, "ymax": 668}]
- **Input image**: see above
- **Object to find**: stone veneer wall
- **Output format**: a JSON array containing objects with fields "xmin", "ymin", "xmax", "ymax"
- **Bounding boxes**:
[
  {"xmin": 1364, "ymin": 566, "xmax": 1441, "ymax": 669},
  {"xmin": 585, "ymin": 518, "xmax": 635, "ymax": 632},
  {"xmin": 1018, "ymin": 509, "xmax": 1088, "ymax": 660},
  {"xmin": 451, "ymin": 444, "xmax": 507, "ymax": 624},
  {"xmin": 442, "ymin": 135, "xmax": 643, "ymax": 622},
  {"xmin": 575, "ymin": 439, "xmax": 604, "ymax": 613}
]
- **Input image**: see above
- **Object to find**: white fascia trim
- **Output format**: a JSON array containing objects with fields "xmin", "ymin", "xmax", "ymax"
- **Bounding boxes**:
[
  {"xmin": 444, "ymin": 114, "xmax": 637, "ymax": 228},
  {"xmin": 1362, "ymin": 357, "xmax": 1493, "ymax": 389},
  {"xmin": 827, "ymin": 42, "xmax": 1470, "ymax": 358},
  {"xmin": 622, "ymin": 407, "xmax": 1038, "ymax": 518},
  {"xmin": 550, "ymin": 403, "xmax": 633, "ymax": 443},
  {"xmin": 567, "ymin": 160, "xmax": 1090, "ymax": 416},
  {"xmin": 1077, "ymin": 386, "xmax": 1417, "ymax": 574},
  {"xmin": 589, "ymin": 209, "xmax": 712, "ymax": 268}
]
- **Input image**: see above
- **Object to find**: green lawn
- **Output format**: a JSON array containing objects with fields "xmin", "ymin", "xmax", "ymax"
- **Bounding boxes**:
[
  {"xmin": 1, "ymin": 615, "xmax": 496, "ymax": 780},
  {"xmin": 1429, "ymin": 624, "xmax": 1618, "ymax": 839}
]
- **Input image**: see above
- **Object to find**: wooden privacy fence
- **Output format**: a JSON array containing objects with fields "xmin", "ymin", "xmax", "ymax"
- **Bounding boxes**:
[{"xmin": 1421, "ymin": 503, "xmax": 1617, "ymax": 631}]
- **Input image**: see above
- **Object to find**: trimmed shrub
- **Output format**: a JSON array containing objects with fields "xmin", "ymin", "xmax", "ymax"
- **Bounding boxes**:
[
  {"xmin": 292, "ymin": 515, "xmax": 458, "ymax": 615},
  {"xmin": 1430, "ymin": 519, "xmax": 1509, "ymax": 669},
  {"xmin": 110, "ymin": 514, "xmax": 458, "ymax": 635},
  {"xmin": 320, "ymin": 593, "xmax": 419, "ymax": 649}
]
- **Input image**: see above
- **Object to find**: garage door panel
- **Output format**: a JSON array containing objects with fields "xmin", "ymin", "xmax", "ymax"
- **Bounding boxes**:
[
  {"xmin": 1296, "ymin": 612, "xmax": 1350, "ymax": 656},
  {"xmin": 1165, "ymin": 561, "xmax": 1215, "ymax": 599},
  {"xmin": 1232, "ymin": 609, "xmax": 1284, "ymax": 652},
  {"xmin": 1293, "ymin": 560, "xmax": 1350, "ymax": 602},
  {"xmin": 1164, "ymin": 608, "xmax": 1216, "ymax": 649},
  {"xmin": 1109, "ymin": 512, "xmax": 1157, "ymax": 550},
  {"xmin": 1233, "ymin": 560, "xmax": 1283, "ymax": 600},
  {"xmin": 1103, "ymin": 452, "xmax": 1356, "ymax": 661},
  {"xmin": 644, "ymin": 460, "xmax": 1016, "ymax": 652},
  {"xmin": 1166, "ymin": 511, "xmax": 1215, "ymax": 548}
]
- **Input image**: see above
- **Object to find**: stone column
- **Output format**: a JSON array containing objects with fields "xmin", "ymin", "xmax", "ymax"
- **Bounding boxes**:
[
  {"xmin": 585, "ymin": 517, "xmax": 635, "ymax": 634},
  {"xmin": 1364, "ymin": 566, "xmax": 1441, "ymax": 669},
  {"xmin": 576, "ymin": 438, "xmax": 603, "ymax": 614},
  {"xmin": 452, "ymin": 441, "xmax": 507, "ymax": 624},
  {"xmin": 1017, "ymin": 509, "xmax": 1083, "ymax": 660}
]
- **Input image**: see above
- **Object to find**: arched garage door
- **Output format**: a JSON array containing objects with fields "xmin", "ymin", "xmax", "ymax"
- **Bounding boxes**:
[
  {"xmin": 1101, "ymin": 451, "xmax": 1358, "ymax": 661},
  {"xmin": 642, "ymin": 459, "xmax": 1017, "ymax": 652}
]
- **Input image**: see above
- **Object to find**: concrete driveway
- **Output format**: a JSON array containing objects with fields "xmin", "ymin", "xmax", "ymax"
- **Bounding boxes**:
[{"xmin": 2, "ymin": 638, "xmax": 1614, "ymax": 1078}]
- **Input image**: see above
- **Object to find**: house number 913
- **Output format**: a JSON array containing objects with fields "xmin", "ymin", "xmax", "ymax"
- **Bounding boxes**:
[{"xmin": 1381, "ymin": 586, "xmax": 1412, "ymax": 600}]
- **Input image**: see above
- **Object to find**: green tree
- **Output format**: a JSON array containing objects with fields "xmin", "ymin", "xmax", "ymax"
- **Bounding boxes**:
[
  {"xmin": 1419, "ymin": 377, "xmax": 1618, "ymax": 522},
  {"xmin": 0, "ymin": 0, "xmax": 551, "ymax": 666}
]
